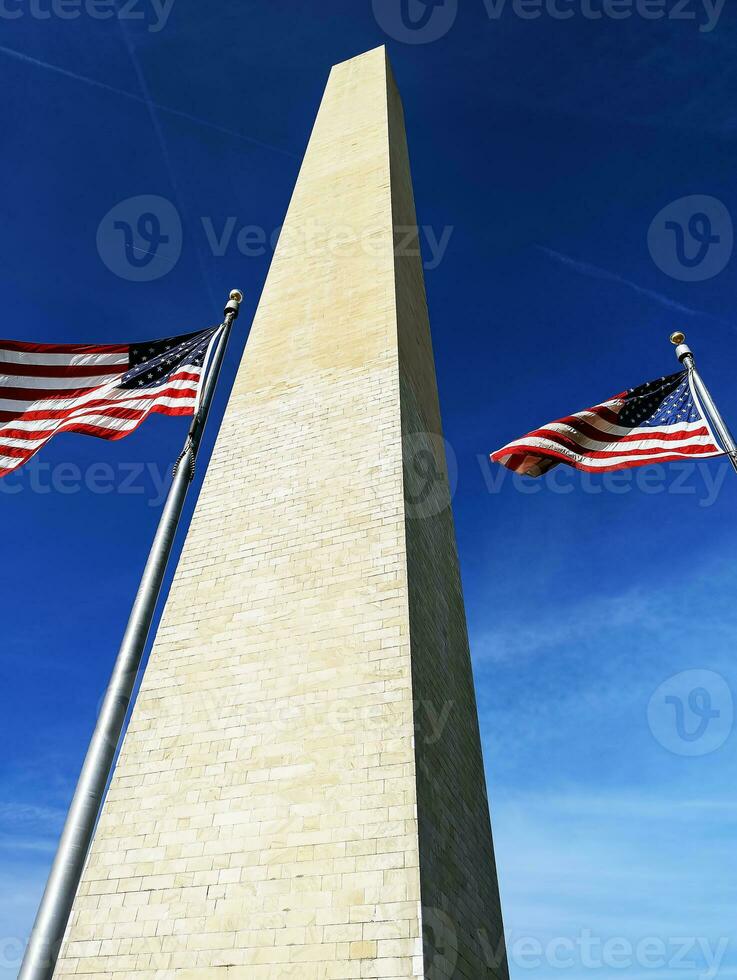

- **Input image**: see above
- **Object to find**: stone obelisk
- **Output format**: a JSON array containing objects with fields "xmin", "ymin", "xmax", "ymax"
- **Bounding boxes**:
[{"xmin": 53, "ymin": 47, "xmax": 508, "ymax": 979}]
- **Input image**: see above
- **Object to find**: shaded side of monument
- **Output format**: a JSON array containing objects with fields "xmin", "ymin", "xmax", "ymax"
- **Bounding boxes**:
[{"xmin": 53, "ymin": 46, "xmax": 509, "ymax": 980}]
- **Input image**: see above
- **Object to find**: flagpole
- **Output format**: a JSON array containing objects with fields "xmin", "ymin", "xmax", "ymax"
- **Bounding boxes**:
[
  {"xmin": 18, "ymin": 288, "xmax": 244, "ymax": 980},
  {"xmin": 670, "ymin": 331, "xmax": 737, "ymax": 475}
]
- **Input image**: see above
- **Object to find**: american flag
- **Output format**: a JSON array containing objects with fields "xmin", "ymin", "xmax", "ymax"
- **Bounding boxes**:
[
  {"xmin": 492, "ymin": 370, "xmax": 724, "ymax": 476},
  {"xmin": 0, "ymin": 326, "xmax": 220, "ymax": 478}
]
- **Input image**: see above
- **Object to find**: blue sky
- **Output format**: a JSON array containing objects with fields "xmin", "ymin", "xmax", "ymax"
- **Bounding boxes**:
[{"xmin": 2, "ymin": 2, "xmax": 737, "ymax": 978}]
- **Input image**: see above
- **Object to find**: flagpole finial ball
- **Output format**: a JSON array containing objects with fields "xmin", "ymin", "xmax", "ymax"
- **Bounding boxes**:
[
  {"xmin": 230, "ymin": 289, "xmax": 244, "ymax": 304},
  {"xmin": 670, "ymin": 331, "xmax": 686, "ymax": 345}
]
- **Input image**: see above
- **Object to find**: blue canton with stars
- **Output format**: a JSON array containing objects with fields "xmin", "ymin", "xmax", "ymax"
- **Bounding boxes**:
[
  {"xmin": 121, "ymin": 328, "xmax": 219, "ymax": 390},
  {"xmin": 618, "ymin": 370, "xmax": 701, "ymax": 428}
]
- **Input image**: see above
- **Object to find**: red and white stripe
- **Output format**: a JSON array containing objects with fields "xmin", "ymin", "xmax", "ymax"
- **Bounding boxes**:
[
  {"xmin": 0, "ymin": 341, "xmax": 203, "ymax": 477},
  {"xmin": 492, "ymin": 389, "xmax": 724, "ymax": 476}
]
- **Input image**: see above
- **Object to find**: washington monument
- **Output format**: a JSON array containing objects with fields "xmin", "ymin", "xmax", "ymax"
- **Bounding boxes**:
[{"xmin": 53, "ymin": 47, "xmax": 509, "ymax": 979}]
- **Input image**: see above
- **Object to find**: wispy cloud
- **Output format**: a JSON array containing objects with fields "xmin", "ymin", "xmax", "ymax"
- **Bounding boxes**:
[
  {"xmin": 0, "ymin": 801, "xmax": 64, "ymax": 856},
  {"xmin": 474, "ymin": 557, "xmax": 737, "ymax": 667},
  {"xmin": 0, "ymin": 836, "xmax": 57, "ymax": 855},
  {"xmin": 0, "ymin": 802, "xmax": 65, "ymax": 830},
  {"xmin": 474, "ymin": 588, "xmax": 658, "ymax": 665},
  {"xmin": 0, "ymin": 871, "xmax": 46, "ymax": 977},
  {"xmin": 494, "ymin": 788, "xmax": 736, "ymax": 962},
  {"xmin": 536, "ymin": 245, "xmax": 734, "ymax": 328},
  {"xmin": 0, "ymin": 44, "xmax": 297, "ymax": 158},
  {"xmin": 473, "ymin": 552, "xmax": 737, "ymax": 980},
  {"xmin": 474, "ymin": 557, "xmax": 737, "ymax": 789}
]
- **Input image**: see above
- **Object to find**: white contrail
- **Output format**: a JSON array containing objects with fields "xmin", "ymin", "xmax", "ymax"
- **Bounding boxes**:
[
  {"xmin": 536, "ymin": 245, "xmax": 733, "ymax": 328},
  {"xmin": 0, "ymin": 44, "xmax": 297, "ymax": 158},
  {"xmin": 113, "ymin": 13, "xmax": 214, "ymax": 306}
]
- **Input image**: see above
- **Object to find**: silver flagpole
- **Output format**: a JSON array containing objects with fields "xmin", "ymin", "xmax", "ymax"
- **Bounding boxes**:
[
  {"xmin": 670, "ymin": 330, "xmax": 737, "ymax": 475},
  {"xmin": 18, "ymin": 288, "xmax": 244, "ymax": 980}
]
